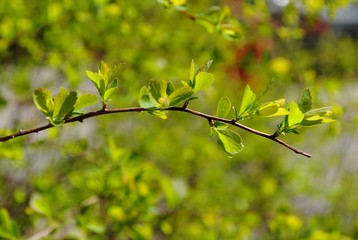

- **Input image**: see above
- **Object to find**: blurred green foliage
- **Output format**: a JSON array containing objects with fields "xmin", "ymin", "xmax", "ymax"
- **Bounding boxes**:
[{"xmin": 0, "ymin": 0, "xmax": 358, "ymax": 239}]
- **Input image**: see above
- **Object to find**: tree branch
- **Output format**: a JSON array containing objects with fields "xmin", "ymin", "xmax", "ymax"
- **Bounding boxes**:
[{"xmin": 0, "ymin": 106, "xmax": 311, "ymax": 158}]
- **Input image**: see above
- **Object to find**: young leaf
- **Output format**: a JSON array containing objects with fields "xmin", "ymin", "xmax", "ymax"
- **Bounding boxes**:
[
  {"xmin": 103, "ymin": 87, "xmax": 118, "ymax": 103},
  {"xmin": 74, "ymin": 93, "xmax": 98, "ymax": 111},
  {"xmin": 189, "ymin": 59, "xmax": 196, "ymax": 82},
  {"xmin": 304, "ymin": 107, "xmax": 333, "ymax": 118},
  {"xmin": 301, "ymin": 107, "xmax": 335, "ymax": 126},
  {"xmin": 216, "ymin": 97, "xmax": 231, "ymax": 118},
  {"xmin": 85, "ymin": 70, "xmax": 102, "ymax": 90},
  {"xmin": 166, "ymin": 82, "xmax": 175, "ymax": 96},
  {"xmin": 238, "ymin": 85, "xmax": 256, "ymax": 117},
  {"xmin": 139, "ymin": 86, "xmax": 157, "ymax": 109},
  {"xmin": 33, "ymin": 88, "xmax": 54, "ymax": 117},
  {"xmin": 197, "ymin": 59, "xmax": 213, "ymax": 73},
  {"xmin": 298, "ymin": 88, "xmax": 312, "ymax": 113},
  {"xmin": 149, "ymin": 80, "xmax": 163, "ymax": 102},
  {"xmin": 287, "ymin": 101, "xmax": 304, "ymax": 127},
  {"xmin": 57, "ymin": 91, "xmax": 77, "ymax": 117},
  {"xmin": 99, "ymin": 61, "xmax": 110, "ymax": 84},
  {"xmin": 109, "ymin": 79, "xmax": 118, "ymax": 89},
  {"xmin": 168, "ymin": 86, "xmax": 194, "ymax": 106},
  {"xmin": 215, "ymin": 128, "xmax": 244, "ymax": 157},
  {"xmin": 256, "ymin": 99, "xmax": 289, "ymax": 117},
  {"xmin": 301, "ymin": 115, "xmax": 335, "ymax": 126},
  {"xmin": 193, "ymin": 72, "xmax": 214, "ymax": 92},
  {"xmin": 53, "ymin": 87, "xmax": 69, "ymax": 118},
  {"xmin": 50, "ymin": 117, "xmax": 65, "ymax": 126}
]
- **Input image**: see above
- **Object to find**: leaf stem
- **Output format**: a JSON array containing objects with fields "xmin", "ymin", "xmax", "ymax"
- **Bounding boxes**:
[{"xmin": 0, "ymin": 106, "xmax": 311, "ymax": 158}]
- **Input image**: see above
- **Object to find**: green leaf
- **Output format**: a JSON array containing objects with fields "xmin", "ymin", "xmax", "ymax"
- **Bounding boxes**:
[
  {"xmin": 85, "ymin": 70, "xmax": 102, "ymax": 89},
  {"xmin": 238, "ymin": 85, "xmax": 256, "ymax": 117},
  {"xmin": 216, "ymin": 97, "xmax": 231, "ymax": 118},
  {"xmin": 198, "ymin": 59, "xmax": 213, "ymax": 73},
  {"xmin": 149, "ymin": 80, "xmax": 163, "ymax": 102},
  {"xmin": 74, "ymin": 93, "xmax": 98, "ymax": 111},
  {"xmin": 139, "ymin": 86, "xmax": 157, "ymax": 108},
  {"xmin": 193, "ymin": 72, "xmax": 214, "ymax": 92},
  {"xmin": 301, "ymin": 115, "xmax": 335, "ymax": 126},
  {"xmin": 166, "ymin": 82, "xmax": 175, "ymax": 96},
  {"xmin": 215, "ymin": 128, "xmax": 244, "ymax": 157},
  {"xmin": 98, "ymin": 78, "xmax": 106, "ymax": 97},
  {"xmin": 110, "ymin": 63, "xmax": 124, "ymax": 83},
  {"xmin": 50, "ymin": 117, "xmax": 65, "ymax": 126},
  {"xmin": 58, "ymin": 91, "xmax": 77, "ymax": 117},
  {"xmin": 256, "ymin": 99, "xmax": 289, "ymax": 117},
  {"xmin": 287, "ymin": 101, "xmax": 304, "ymax": 127},
  {"xmin": 53, "ymin": 88, "xmax": 77, "ymax": 119},
  {"xmin": 53, "ymin": 87, "xmax": 69, "ymax": 118},
  {"xmin": 304, "ymin": 107, "xmax": 332, "ymax": 118},
  {"xmin": 301, "ymin": 107, "xmax": 335, "ymax": 126},
  {"xmin": 33, "ymin": 88, "xmax": 54, "ymax": 117},
  {"xmin": 103, "ymin": 87, "xmax": 118, "ymax": 103},
  {"xmin": 181, "ymin": 80, "xmax": 189, "ymax": 87},
  {"xmin": 109, "ymin": 78, "xmax": 118, "ymax": 89},
  {"xmin": 29, "ymin": 193, "xmax": 52, "ymax": 218},
  {"xmin": 298, "ymin": 88, "xmax": 312, "ymax": 113},
  {"xmin": 168, "ymin": 86, "xmax": 194, "ymax": 106},
  {"xmin": 150, "ymin": 110, "xmax": 168, "ymax": 119},
  {"xmin": 189, "ymin": 59, "xmax": 196, "ymax": 82},
  {"xmin": 98, "ymin": 61, "xmax": 110, "ymax": 84}
]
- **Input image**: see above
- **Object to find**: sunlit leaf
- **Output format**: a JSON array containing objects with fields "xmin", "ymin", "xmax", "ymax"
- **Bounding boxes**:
[
  {"xmin": 197, "ymin": 59, "xmax": 213, "ymax": 73},
  {"xmin": 238, "ymin": 85, "xmax": 256, "ymax": 117},
  {"xmin": 257, "ymin": 99, "xmax": 289, "ymax": 117},
  {"xmin": 193, "ymin": 72, "xmax": 214, "ymax": 92},
  {"xmin": 298, "ymin": 88, "xmax": 312, "ymax": 113},
  {"xmin": 301, "ymin": 107, "xmax": 335, "ymax": 126},
  {"xmin": 33, "ymin": 88, "xmax": 54, "ymax": 117},
  {"xmin": 215, "ymin": 128, "xmax": 243, "ymax": 157},
  {"xmin": 103, "ymin": 87, "xmax": 118, "ymax": 103},
  {"xmin": 216, "ymin": 97, "xmax": 231, "ymax": 118},
  {"xmin": 287, "ymin": 101, "xmax": 304, "ymax": 127},
  {"xmin": 168, "ymin": 86, "xmax": 194, "ymax": 106},
  {"xmin": 99, "ymin": 61, "xmax": 110, "ymax": 84},
  {"xmin": 85, "ymin": 70, "xmax": 102, "ymax": 90},
  {"xmin": 139, "ymin": 86, "xmax": 157, "ymax": 109},
  {"xmin": 304, "ymin": 107, "xmax": 333, "ymax": 118},
  {"xmin": 53, "ymin": 88, "xmax": 77, "ymax": 119},
  {"xmin": 53, "ymin": 87, "xmax": 69, "ymax": 118},
  {"xmin": 301, "ymin": 115, "xmax": 335, "ymax": 126},
  {"xmin": 74, "ymin": 93, "xmax": 99, "ymax": 111},
  {"xmin": 58, "ymin": 90, "xmax": 77, "ymax": 117},
  {"xmin": 149, "ymin": 80, "xmax": 162, "ymax": 102}
]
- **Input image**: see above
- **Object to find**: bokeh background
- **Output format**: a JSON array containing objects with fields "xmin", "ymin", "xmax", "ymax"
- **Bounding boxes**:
[{"xmin": 0, "ymin": 0, "xmax": 357, "ymax": 239}]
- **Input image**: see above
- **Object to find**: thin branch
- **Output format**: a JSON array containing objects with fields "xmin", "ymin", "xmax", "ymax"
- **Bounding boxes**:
[{"xmin": 0, "ymin": 106, "xmax": 311, "ymax": 158}]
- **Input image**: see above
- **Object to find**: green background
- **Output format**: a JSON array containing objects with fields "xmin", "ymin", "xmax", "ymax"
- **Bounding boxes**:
[{"xmin": 0, "ymin": 0, "xmax": 357, "ymax": 239}]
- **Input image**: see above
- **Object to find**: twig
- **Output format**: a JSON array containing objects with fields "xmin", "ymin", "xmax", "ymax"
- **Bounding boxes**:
[{"xmin": 0, "ymin": 106, "xmax": 311, "ymax": 157}]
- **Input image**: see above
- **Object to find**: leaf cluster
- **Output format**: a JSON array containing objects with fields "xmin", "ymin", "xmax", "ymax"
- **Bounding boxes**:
[{"xmin": 138, "ymin": 60, "xmax": 214, "ymax": 119}]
